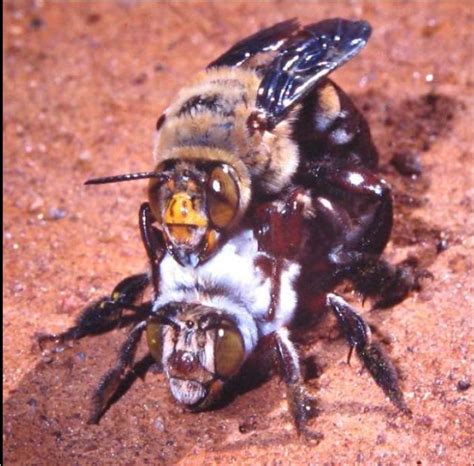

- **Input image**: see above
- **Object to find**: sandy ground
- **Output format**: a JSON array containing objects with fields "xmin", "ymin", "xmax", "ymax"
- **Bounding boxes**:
[{"xmin": 3, "ymin": 1, "xmax": 473, "ymax": 464}]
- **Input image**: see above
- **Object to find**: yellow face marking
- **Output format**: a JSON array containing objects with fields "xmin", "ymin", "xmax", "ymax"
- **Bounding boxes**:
[
  {"xmin": 164, "ymin": 192, "xmax": 208, "ymax": 246},
  {"xmin": 167, "ymin": 225, "xmax": 197, "ymax": 244},
  {"xmin": 164, "ymin": 192, "xmax": 207, "ymax": 227}
]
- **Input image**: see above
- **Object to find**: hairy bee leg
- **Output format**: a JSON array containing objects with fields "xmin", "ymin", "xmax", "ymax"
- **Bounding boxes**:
[
  {"xmin": 139, "ymin": 202, "xmax": 165, "ymax": 296},
  {"xmin": 89, "ymin": 321, "xmax": 147, "ymax": 424},
  {"xmin": 37, "ymin": 273, "xmax": 150, "ymax": 349},
  {"xmin": 255, "ymin": 204, "xmax": 284, "ymax": 321},
  {"xmin": 254, "ymin": 191, "xmax": 305, "ymax": 321},
  {"xmin": 326, "ymin": 293, "xmax": 410, "ymax": 414},
  {"xmin": 312, "ymin": 195, "xmax": 354, "ymax": 240},
  {"xmin": 327, "ymin": 246, "xmax": 430, "ymax": 308},
  {"xmin": 303, "ymin": 164, "xmax": 393, "ymax": 256},
  {"xmin": 273, "ymin": 328, "xmax": 323, "ymax": 442},
  {"xmin": 302, "ymin": 166, "xmax": 425, "ymax": 307},
  {"xmin": 349, "ymin": 256, "xmax": 432, "ymax": 309}
]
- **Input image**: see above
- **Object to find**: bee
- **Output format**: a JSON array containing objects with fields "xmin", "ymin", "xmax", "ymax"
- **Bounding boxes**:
[
  {"xmin": 40, "ymin": 190, "xmax": 413, "ymax": 440},
  {"xmin": 85, "ymin": 17, "xmax": 381, "ymax": 276},
  {"xmin": 39, "ymin": 18, "xmax": 420, "ymax": 438}
]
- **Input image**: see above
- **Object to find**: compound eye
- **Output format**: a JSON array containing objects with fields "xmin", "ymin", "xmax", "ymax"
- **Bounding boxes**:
[
  {"xmin": 214, "ymin": 323, "xmax": 245, "ymax": 379},
  {"xmin": 148, "ymin": 167, "xmax": 168, "ymax": 223},
  {"xmin": 207, "ymin": 165, "xmax": 240, "ymax": 229},
  {"xmin": 146, "ymin": 320, "xmax": 163, "ymax": 363}
]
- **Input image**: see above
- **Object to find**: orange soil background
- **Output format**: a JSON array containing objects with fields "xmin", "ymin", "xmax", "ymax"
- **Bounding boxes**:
[{"xmin": 3, "ymin": 1, "xmax": 473, "ymax": 464}]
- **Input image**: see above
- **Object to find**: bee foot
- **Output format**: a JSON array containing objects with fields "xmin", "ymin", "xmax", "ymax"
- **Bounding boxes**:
[
  {"xmin": 35, "ymin": 332, "xmax": 69, "ymax": 353},
  {"xmin": 299, "ymin": 426, "xmax": 324, "ymax": 444}
]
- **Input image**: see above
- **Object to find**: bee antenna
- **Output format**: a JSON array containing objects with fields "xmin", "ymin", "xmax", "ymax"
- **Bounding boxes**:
[{"xmin": 84, "ymin": 171, "xmax": 170, "ymax": 186}]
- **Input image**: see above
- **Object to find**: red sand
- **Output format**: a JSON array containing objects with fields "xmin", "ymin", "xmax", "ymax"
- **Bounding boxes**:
[{"xmin": 4, "ymin": 1, "xmax": 473, "ymax": 464}]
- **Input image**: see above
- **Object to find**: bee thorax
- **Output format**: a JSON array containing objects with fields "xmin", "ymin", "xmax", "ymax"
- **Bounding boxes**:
[{"xmin": 153, "ymin": 67, "xmax": 300, "ymax": 197}]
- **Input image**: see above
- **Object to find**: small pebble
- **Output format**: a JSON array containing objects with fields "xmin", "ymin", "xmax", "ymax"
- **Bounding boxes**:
[
  {"xmin": 78, "ymin": 150, "xmax": 92, "ymax": 162},
  {"xmin": 132, "ymin": 72, "xmax": 148, "ymax": 85},
  {"xmin": 46, "ymin": 208, "xmax": 67, "ymax": 221},
  {"xmin": 12, "ymin": 282, "xmax": 25, "ymax": 294},
  {"xmin": 30, "ymin": 17, "xmax": 44, "ymax": 30},
  {"xmin": 40, "ymin": 350, "xmax": 53, "ymax": 364},
  {"xmin": 239, "ymin": 424, "xmax": 248, "ymax": 434},
  {"xmin": 15, "ymin": 124, "xmax": 25, "ymax": 135},
  {"xmin": 436, "ymin": 238, "xmax": 449, "ymax": 254},
  {"xmin": 86, "ymin": 13, "xmax": 101, "ymax": 24},
  {"xmin": 27, "ymin": 398, "xmax": 38, "ymax": 408},
  {"xmin": 417, "ymin": 415, "xmax": 433, "ymax": 428},
  {"xmin": 154, "ymin": 417, "xmax": 165, "ymax": 432},
  {"xmin": 457, "ymin": 379, "xmax": 471, "ymax": 391},
  {"xmin": 10, "ymin": 25, "xmax": 24, "ymax": 36},
  {"xmin": 390, "ymin": 150, "xmax": 422, "ymax": 177},
  {"xmin": 29, "ymin": 196, "xmax": 44, "ymax": 213}
]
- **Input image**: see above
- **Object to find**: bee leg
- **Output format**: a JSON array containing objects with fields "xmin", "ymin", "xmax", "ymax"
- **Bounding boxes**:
[
  {"xmin": 139, "ymin": 202, "xmax": 166, "ymax": 296},
  {"xmin": 273, "ymin": 328, "xmax": 323, "ymax": 442},
  {"xmin": 348, "ymin": 255, "xmax": 432, "ymax": 309},
  {"xmin": 307, "ymin": 179, "xmax": 425, "ymax": 308},
  {"xmin": 254, "ymin": 204, "xmax": 284, "ymax": 321},
  {"xmin": 89, "ymin": 320, "xmax": 147, "ymax": 424},
  {"xmin": 327, "ymin": 249, "xmax": 429, "ymax": 308},
  {"xmin": 254, "ymin": 190, "xmax": 305, "ymax": 321},
  {"xmin": 305, "ymin": 166, "xmax": 426, "ymax": 306},
  {"xmin": 37, "ymin": 273, "xmax": 150, "ymax": 350},
  {"xmin": 306, "ymin": 165, "xmax": 393, "ymax": 256},
  {"xmin": 326, "ymin": 293, "xmax": 411, "ymax": 414}
]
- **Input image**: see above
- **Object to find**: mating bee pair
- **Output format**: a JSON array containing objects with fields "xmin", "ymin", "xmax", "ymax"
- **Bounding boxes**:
[{"xmin": 40, "ymin": 18, "xmax": 417, "ymax": 439}]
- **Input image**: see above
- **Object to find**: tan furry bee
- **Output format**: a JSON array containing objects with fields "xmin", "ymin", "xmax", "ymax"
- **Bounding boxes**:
[
  {"xmin": 40, "ymin": 18, "xmax": 419, "ymax": 439},
  {"xmin": 86, "ymin": 18, "xmax": 379, "ymax": 272}
]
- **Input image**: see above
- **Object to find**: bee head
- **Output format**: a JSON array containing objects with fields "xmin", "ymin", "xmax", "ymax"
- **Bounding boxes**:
[
  {"xmin": 147, "ymin": 302, "xmax": 256, "ymax": 409},
  {"xmin": 84, "ymin": 148, "xmax": 251, "ymax": 266},
  {"xmin": 148, "ymin": 157, "xmax": 249, "ymax": 265}
]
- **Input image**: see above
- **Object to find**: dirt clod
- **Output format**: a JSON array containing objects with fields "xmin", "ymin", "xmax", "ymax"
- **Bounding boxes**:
[{"xmin": 456, "ymin": 379, "xmax": 471, "ymax": 392}]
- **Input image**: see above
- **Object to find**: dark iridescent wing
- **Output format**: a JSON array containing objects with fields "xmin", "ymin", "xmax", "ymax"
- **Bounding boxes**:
[
  {"xmin": 207, "ymin": 18, "xmax": 299, "ymax": 69},
  {"xmin": 254, "ymin": 18, "xmax": 372, "ymax": 130}
]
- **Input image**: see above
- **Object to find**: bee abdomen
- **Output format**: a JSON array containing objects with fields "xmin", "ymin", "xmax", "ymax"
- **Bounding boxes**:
[
  {"xmin": 294, "ymin": 80, "xmax": 378, "ymax": 169},
  {"xmin": 314, "ymin": 82, "xmax": 360, "ymax": 145}
]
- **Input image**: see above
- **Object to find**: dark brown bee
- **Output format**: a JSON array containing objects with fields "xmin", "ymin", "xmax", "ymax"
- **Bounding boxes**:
[{"xmin": 40, "ymin": 18, "xmax": 422, "ymax": 439}]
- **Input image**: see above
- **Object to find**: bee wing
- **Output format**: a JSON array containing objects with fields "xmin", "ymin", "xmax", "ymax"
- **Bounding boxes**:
[
  {"xmin": 255, "ymin": 18, "xmax": 372, "ymax": 129},
  {"xmin": 207, "ymin": 18, "xmax": 299, "ymax": 69}
]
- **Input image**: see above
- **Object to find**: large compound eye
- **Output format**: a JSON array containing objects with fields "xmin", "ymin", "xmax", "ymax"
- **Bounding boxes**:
[
  {"xmin": 146, "ymin": 320, "xmax": 163, "ymax": 362},
  {"xmin": 207, "ymin": 165, "xmax": 240, "ymax": 229},
  {"xmin": 214, "ymin": 323, "xmax": 245, "ymax": 379},
  {"xmin": 147, "ymin": 161, "xmax": 178, "ymax": 223}
]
